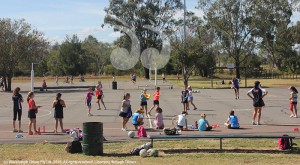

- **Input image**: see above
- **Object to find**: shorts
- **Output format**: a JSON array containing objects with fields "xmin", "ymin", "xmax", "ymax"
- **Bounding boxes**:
[
  {"xmin": 140, "ymin": 101, "xmax": 147, "ymax": 106},
  {"xmin": 119, "ymin": 111, "xmax": 132, "ymax": 119},
  {"xmin": 188, "ymin": 96, "xmax": 193, "ymax": 101},
  {"xmin": 253, "ymin": 99, "xmax": 265, "ymax": 107},
  {"xmin": 177, "ymin": 125, "xmax": 183, "ymax": 129},
  {"xmin": 228, "ymin": 125, "xmax": 239, "ymax": 129},
  {"xmin": 54, "ymin": 110, "xmax": 64, "ymax": 118},
  {"xmin": 153, "ymin": 100, "xmax": 159, "ymax": 105},
  {"xmin": 13, "ymin": 109, "xmax": 22, "ymax": 121},
  {"xmin": 28, "ymin": 110, "xmax": 36, "ymax": 119},
  {"xmin": 182, "ymin": 100, "xmax": 188, "ymax": 104},
  {"xmin": 290, "ymin": 101, "xmax": 297, "ymax": 111},
  {"xmin": 86, "ymin": 102, "xmax": 92, "ymax": 107},
  {"xmin": 97, "ymin": 95, "xmax": 103, "ymax": 100},
  {"xmin": 234, "ymin": 86, "xmax": 239, "ymax": 89}
]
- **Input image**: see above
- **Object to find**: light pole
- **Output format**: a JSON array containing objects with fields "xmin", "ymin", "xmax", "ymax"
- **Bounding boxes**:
[
  {"xmin": 31, "ymin": 63, "xmax": 38, "ymax": 92},
  {"xmin": 183, "ymin": 0, "xmax": 187, "ymax": 86}
]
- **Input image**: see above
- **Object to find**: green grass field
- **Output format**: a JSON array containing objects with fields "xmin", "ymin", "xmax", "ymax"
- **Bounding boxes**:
[{"xmin": 1, "ymin": 139, "xmax": 300, "ymax": 165}]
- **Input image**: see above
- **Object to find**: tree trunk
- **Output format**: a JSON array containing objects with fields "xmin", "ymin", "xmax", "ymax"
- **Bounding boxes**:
[
  {"xmin": 235, "ymin": 62, "xmax": 241, "ymax": 79},
  {"xmin": 7, "ymin": 75, "xmax": 12, "ymax": 91},
  {"xmin": 183, "ymin": 66, "xmax": 188, "ymax": 86},
  {"xmin": 144, "ymin": 67, "xmax": 149, "ymax": 79}
]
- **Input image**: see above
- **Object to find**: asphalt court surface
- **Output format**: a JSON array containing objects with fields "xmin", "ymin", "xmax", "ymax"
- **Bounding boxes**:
[{"xmin": 0, "ymin": 80, "xmax": 299, "ymax": 144}]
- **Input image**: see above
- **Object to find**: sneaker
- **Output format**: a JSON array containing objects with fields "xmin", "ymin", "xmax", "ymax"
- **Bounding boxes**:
[
  {"xmin": 28, "ymin": 131, "xmax": 33, "ymax": 135},
  {"xmin": 90, "ymin": 113, "xmax": 93, "ymax": 116},
  {"xmin": 18, "ymin": 130, "xmax": 23, "ymax": 133},
  {"xmin": 121, "ymin": 128, "xmax": 127, "ymax": 131},
  {"xmin": 97, "ymin": 108, "xmax": 101, "ymax": 110},
  {"xmin": 147, "ymin": 112, "xmax": 152, "ymax": 116},
  {"xmin": 13, "ymin": 129, "xmax": 18, "ymax": 133},
  {"xmin": 290, "ymin": 114, "xmax": 294, "ymax": 118},
  {"xmin": 294, "ymin": 115, "xmax": 298, "ymax": 118},
  {"xmin": 252, "ymin": 121, "xmax": 256, "ymax": 125},
  {"xmin": 104, "ymin": 107, "xmax": 107, "ymax": 110},
  {"xmin": 257, "ymin": 122, "xmax": 261, "ymax": 125},
  {"xmin": 193, "ymin": 108, "xmax": 197, "ymax": 110}
]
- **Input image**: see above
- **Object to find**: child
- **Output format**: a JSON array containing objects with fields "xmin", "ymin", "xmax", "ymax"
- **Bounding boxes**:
[
  {"xmin": 140, "ymin": 89, "xmax": 148, "ymax": 115},
  {"xmin": 85, "ymin": 88, "xmax": 94, "ymax": 116},
  {"xmin": 187, "ymin": 86, "xmax": 197, "ymax": 110},
  {"xmin": 52, "ymin": 93, "xmax": 66, "ymax": 133},
  {"xmin": 12, "ymin": 87, "xmax": 23, "ymax": 132},
  {"xmin": 149, "ymin": 87, "xmax": 160, "ymax": 116},
  {"xmin": 27, "ymin": 92, "xmax": 41, "ymax": 135},
  {"xmin": 198, "ymin": 113, "xmax": 212, "ymax": 131},
  {"xmin": 42, "ymin": 80, "xmax": 47, "ymax": 91},
  {"xmin": 96, "ymin": 88, "xmax": 106, "ymax": 110},
  {"xmin": 172, "ymin": 111, "xmax": 188, "ymax": 131},
  {"xmin": 154, "ymin": 107, "xmax": 164, "ymax": 129},
  {"xmin": 119, "ymin": 93, "xmax": 132, "ymax": 131},
  {"xmin": 289, "ymin": 86, "xmax": 298, "ymax": 118},
  {"xmin": 224, "ymin": 110, "xmax": 240, "ymax": 129},
  {"xmin": 181, "ymin": 86, "xmax": 189, "ymax": 112},
  {"xmin": 132, "ymin": 109, "xmax": 144, "ymax": 130}
]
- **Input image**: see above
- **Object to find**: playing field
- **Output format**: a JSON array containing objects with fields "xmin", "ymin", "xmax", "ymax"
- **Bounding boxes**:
[{"xmin": 1, "ymin": 78, "xmax": 300, "ymax": 164}]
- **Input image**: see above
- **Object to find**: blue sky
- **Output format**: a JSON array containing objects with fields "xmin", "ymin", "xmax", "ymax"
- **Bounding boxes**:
[{"xmin": 0, "ymin": 0, "xmax": 299, "ymax": 44}]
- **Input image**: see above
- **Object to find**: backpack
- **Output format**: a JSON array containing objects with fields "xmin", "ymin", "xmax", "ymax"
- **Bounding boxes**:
[
  {"xmin": 130, "ymin": 146, "xmax": 142, "ymax": 155},
  {"xmin": 163, "ymin": 128, "xmax": 178, "ymax": 135},
  {"xmin": 65, "ymin": 141, "xmax": 83, "ymax": 153},
  {"xmin": 138, "ymin": 125, "xmax": 147, "ymax": 137},
  {"xmin": 278, "ymin": 134, "xmax": 293, "ymax": 150}
]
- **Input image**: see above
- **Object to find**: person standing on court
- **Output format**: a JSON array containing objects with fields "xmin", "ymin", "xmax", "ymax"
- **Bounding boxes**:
[
  {"xmin": 12, "ymin": 87, "xmax": 23, "ymax": 132},
  {"xmin": 181, "ymin": 86, "xmax": 189, "ymax": 113},
  {"xmin": 27, "ymin": 92, "xmax": 42, "ymax": 135},
  {"xmin": 52, "ymin": 93, "xmax": 66, "ymax": 133},
  {"xmin": 232, "ymin": 77, "xmax": 240, "ymax": 99},
  {"xmin": 247, "ymin": 81, "xmax": 268, "ymax": 125}
]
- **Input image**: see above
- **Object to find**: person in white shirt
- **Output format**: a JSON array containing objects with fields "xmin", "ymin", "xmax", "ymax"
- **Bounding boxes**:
[
  {"xmin": 246, "ymin": 81, "xmax": 268, "ymax": 125},
  {"xmin": 172, "ymin": 111, "xmax": 188, "ymax": 131}
]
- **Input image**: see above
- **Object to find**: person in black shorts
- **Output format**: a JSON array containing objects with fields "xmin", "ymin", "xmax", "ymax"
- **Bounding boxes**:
[
  {"xmin": 12, "ymin": 87, "xmax": 23, "ymax": 132},
  {"xmin": 181, "ymin": 86, "xmax": 189, "ymax": 113},
  {"xmin": 247, "ymin": 81, "xmax": 268, "ymax": 125},
  {"xmin": 52, "ymin": 93, "xmax": 66, "ymax": 133}
]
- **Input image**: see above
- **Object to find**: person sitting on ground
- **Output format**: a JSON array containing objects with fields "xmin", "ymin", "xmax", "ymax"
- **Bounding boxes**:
[
  {"xmin": 132, "ymin": 109, "xmax": 144, "ymax": 130},
  {"xmin": 172, "ymin": 111, "xmax": 188, "ymax": 131},
  {"xmin": 42, "ymin": 80, "xmax": 47, "ymax": 91},
  {"xmin": 224, "ymin": 110, "xmax": 240, "ymax": 129},
  {"xmin": 154, "ymin": 107, "xmax": 164, "ymax": 129},
  {"xmin": 198, "ymin": 113, "xmax": 212, "ymax": 131}
]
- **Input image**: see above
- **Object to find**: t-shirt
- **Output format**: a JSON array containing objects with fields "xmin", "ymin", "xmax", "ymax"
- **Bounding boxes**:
[
  {"xmin": 155, "ymin": 113, "xmax": 164, "ymax": 128},
  {"xmin": 177, "ymin": 114, "xmax": 186, "ymax": 126},
  {"xmin": 247, "ymin": 87, "xmax": 266, "ymax": 99},
  {"xmin": 233, "ymin": 78, "xmax": 239, "ymax": 87},
  {"xmin": 12, "ymin": 93, "xmax": 23, "ymax": 110},
  {"xmin": 291, "ymin": 92, "xmax": 298, "ymax": 103},
  {"xmin": 182, "ymin": 90, "xmax": 189, "ymax": 101},
  {"xmin": 132, "ymin": 113, "xmax": 143, "ymax": 125},
  {"xmin": 198, "ymin": 118, "xmax": 208, "ymax": 131},
  {"xmin": 28, "ymin": 98, "xmax": 36, "ymax": 111},
  {"xmin": 121, "ymin": 99, "xmax": 131, "ymax": 113},
  {"xmin": 86, "ymin": 92, "xmax": 93, "ymax": 102},
  {"xmin": 140, "ymin": 93, "xmax": 147, "ymax": 102},
  {"xmin": 153, "ymin": 91, "xmax": 160, "ymax": 101},
  {"xmin": 229, "ymin": 115, "xmax": 239, "ymax": 128}
]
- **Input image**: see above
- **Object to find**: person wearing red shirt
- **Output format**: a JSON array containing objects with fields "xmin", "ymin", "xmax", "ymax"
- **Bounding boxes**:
[
  {"xmin": 27, "ymin": 92, "xmax": 42, "ymax": 135},
  {"xmin": 148, "ymin": 87, "xmax": 160, "ymax": 116}
]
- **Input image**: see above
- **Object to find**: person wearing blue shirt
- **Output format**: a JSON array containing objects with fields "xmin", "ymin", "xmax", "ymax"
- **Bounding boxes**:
[
  {"xmin": 132, "ymin": 109, "xmax": 144, "ymax": 130},
  {"xmin": 224, "ymin": 110, "xmax": 240, "ymax": 129},
  {"xmin": 198, "ymin": 113, "xmax": 212, "ymax": 131}
]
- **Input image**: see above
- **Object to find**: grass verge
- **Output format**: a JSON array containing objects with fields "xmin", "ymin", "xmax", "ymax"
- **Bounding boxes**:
[{"xmin": 1, "ymin": 139, "xmax": 300, "ymax": 165}]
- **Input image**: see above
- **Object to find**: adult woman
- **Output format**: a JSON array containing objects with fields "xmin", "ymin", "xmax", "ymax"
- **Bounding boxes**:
[
  {"xmin": 12, "ymin": 87, "xmax": 23, "ymax": 132},
  {"xmin": 247, "ymin": 81, "xmax": 268, "ymax": 125},
  {"xmin": 27, "ymin": 92, "xmax": 41, "ymax": 135},
  {"xmin": 119, "ymin": 93, "xmax": 132, "ymax": 131},
  {"xmin": 52, "ymin": 93, "xmax": 66, "ymax": 133}
]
